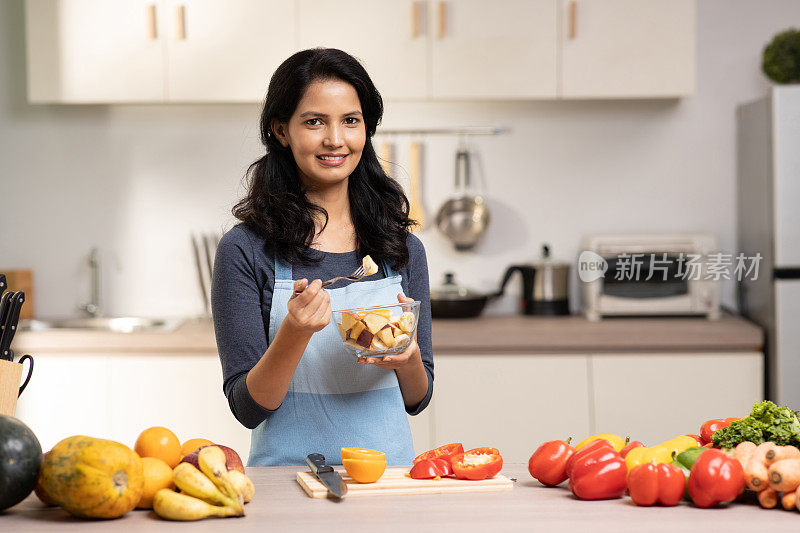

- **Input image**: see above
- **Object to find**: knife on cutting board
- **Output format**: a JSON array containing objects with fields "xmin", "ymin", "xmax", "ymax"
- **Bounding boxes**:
[{"xmin": 306, "ymin": 453, "xmax": 347, "ymax": 500}]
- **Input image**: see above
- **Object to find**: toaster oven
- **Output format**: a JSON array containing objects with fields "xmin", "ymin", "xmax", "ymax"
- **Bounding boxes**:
[{"xmin": 580, "ymin": 234, "xmax": 721, "ymax": 321}]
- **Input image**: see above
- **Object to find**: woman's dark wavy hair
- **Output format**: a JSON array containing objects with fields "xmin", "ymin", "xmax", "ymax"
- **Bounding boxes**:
[{"xmin": 233, "ymin": 48, "xmax": 413, "ymax": 269}]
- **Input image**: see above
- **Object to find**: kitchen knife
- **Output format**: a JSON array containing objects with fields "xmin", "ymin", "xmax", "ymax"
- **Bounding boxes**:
[
  {"xmin": 0, "ymin": 291, "xmax": 14, "ymax": 353},
  {"xmin": 306, "ymin": 453, "xmax": 347, "ymax": 499},
  {"xmin": 0, "ymin": 273, "xmax": 6, "ymax": 298},
  {"xmin": 0, "ymin": 291, "xmax": 24, "ymax": 362}
]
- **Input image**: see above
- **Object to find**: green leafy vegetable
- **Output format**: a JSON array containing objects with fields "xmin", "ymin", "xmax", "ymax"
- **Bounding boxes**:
[{"xmin": 712, "ymin": 401, "xmax": 800, "ymax": 449}]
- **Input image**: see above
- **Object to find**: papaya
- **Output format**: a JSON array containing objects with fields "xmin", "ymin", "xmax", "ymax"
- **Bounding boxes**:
[{"xmin": 39, "ymin": 435, "xmax": 144, "ymax": 519}]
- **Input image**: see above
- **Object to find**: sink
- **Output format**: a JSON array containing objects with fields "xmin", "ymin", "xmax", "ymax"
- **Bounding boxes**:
[{"xmin": 20, "ymin": 316, "xmax": 185, "ymax": 333}]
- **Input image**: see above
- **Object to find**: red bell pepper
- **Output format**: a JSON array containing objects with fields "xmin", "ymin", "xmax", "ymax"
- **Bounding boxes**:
[
  {"xmin": 566, "ymin": 438, "xmax": 610, "ymax": 478},
  {"xmin": 687, "ymin": 448, "xmax": 745, "ymax": 508},
  {"xmin": 567, "ymin": 440, "xmax": 627, "ymax": 500},
  {"xmin": 451, "ymin": 448, "xmax": 503, "ymax": 481},
  {"xmin": 409, "ymin": 458, "xmax": 452, "ymax": 479},
  {"xmin": 627, "ymin": 462, "xmax": 685, "ymax": 506},
  {"xmin": 620, "ymin": 440, "xmax": 644, "ymax": 459},
  {"xmin": 528, "ymin": 439, "xmax": 575, "ymax": 486},
  {"xmin": 413, "ymin": 443, "xmax": 464, "ymax": 465},
  {"xmin": 699, "ymin": 418, "xmax": 741, "ymax": 445}
]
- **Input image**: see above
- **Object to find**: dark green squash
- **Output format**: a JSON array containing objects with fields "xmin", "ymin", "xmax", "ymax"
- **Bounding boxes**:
[{"xmin": 0, "ymin": 415, "xmax": 42, "ymax": 511}]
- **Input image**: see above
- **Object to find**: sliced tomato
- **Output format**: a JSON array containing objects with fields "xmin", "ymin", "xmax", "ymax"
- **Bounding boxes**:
[
  {"xmin": 451, "ymin": 449, "xmax": 503, "ymax": 481},
  {"xmin": 409, "ymin": 458, "xmax": 452, "ymax": 479},
  {"xmin": 412, "ymin": 443, "xmax": 464, "ymax": 465}
]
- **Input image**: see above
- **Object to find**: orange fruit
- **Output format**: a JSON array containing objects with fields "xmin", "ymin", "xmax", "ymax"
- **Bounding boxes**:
[
  {"xmin": 136, "ymin": 457, "xmax": 174, "ymax": 509},
  {"xmin": 180, "ymin": 438, "xmax": 214, "ymax": 458},
  {"xmin": 340, "ymin": 447, "xmax": 386, "ymax": 461},
  {"xmin": 342, "ymin": 458, "xmax": 386, "ymax": 483},
  {"xmin": 134, "ymin": 427, "xmax": 181, "ymax": 468}
]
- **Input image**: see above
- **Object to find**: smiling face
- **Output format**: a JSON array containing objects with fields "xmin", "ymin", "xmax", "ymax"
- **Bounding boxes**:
[{"xmin": 272, "ymin": 78, "xmax": 366, "ymax": 190}]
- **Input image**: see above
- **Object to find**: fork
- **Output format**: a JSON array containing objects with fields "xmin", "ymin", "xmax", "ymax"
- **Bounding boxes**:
[{"xmin": 292, "ymin": 265, "xmax": 366, "ymax": 296}]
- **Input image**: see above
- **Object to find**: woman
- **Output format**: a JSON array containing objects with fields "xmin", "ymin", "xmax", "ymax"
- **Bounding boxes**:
[{"xmin": 212, "ymin": 48, "xmax": 434, "ymax": 467}]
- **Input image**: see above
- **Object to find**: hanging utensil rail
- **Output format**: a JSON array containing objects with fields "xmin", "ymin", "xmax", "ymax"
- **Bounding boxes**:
[{"xmin": 376, "ymin": 126, "xmax": 508, "ymax": 136}]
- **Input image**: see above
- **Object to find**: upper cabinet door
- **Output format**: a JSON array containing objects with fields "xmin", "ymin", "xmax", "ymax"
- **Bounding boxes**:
[
  {"xmin": 297, "ymin": 0, "xmax": 428, "ymax": 100},
  {"xmin": 430, "ymin": 0, "xmax": 557, "ymax": 99},
  {"xmin": 26, "ymin": 0, "xmax": 166, "ymax": 103},
  {"xmin": 560, "ymin": 0, "xmax": 695, "ymax": 98},
  {"xmin": 165, "ymin": 0, "xmax": 296, "ymax": 102}
]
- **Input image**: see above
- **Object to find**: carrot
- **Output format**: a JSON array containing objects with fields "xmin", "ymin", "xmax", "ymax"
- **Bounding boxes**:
[
  {"xmin": 752, "ymin": 442, "xmax": 778, "ymax": 465},
  {"xmin": 765, "ymin": 445, "xmax": 800, "ymax": 466},
  {"xmin": 734, "ymin": 441, "xmax": 757, "ymax": 467},
  {"xmin": 758, "ymin": 488, "xmax": 778, "ymax": 509},
  {"xmin": 768, "ymin": 458, "xmax": 800, "ymax": 492},
  {"xmin": 781, "ymin": 490, "xmax": 797, "ymax": 511},
  {"xmin": 746, "ymin": 456, "xmax": 770, "ymax": 491}
]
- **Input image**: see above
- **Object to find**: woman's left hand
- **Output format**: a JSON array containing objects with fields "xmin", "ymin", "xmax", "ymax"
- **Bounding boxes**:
[{"xmin": 359, "ymin": 294, "xmax": 422, "ymax": 370}]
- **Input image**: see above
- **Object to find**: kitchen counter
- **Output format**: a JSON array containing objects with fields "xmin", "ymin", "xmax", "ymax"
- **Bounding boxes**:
[
  {"xmin": 13, "ymin": 314, "xmax": 762, "ymax": 355},
  {"xmin": 432, "ymin": 313, "xmax": 763, "ymax": 353},
  {"xmin": 7, "ymin": 464, "xmax": 798, "ymax": 532}
]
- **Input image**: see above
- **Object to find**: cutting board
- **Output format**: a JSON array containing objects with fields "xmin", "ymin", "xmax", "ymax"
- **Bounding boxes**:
[{"xmin": 297, "ymin": 467, "xmax": 513, "ymax": 498}]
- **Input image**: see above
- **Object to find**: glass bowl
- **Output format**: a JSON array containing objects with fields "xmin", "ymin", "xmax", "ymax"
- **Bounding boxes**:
[{"xmin": 332, "ymin": 301, "xmax": 420, "ymax": 358}]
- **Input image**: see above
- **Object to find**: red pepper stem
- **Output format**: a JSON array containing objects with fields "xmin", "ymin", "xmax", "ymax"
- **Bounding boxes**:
[
  {"xmin": 566, "ymin": 437, "xmax": 573, "ymax": 445},
  {"xmin": 625, "ymin": 436, "xmax": 631, "ymax": 445}
]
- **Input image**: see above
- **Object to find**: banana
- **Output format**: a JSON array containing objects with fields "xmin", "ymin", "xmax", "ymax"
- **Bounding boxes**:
[
  {"xmin": 173, "ymin": 462, "xmax": 240, "ymax": 508},
  {"xmin": 228, "ymin": 470, "xmax": 255, "ymax": 503},
  {"xmin": 198, "ymin": 446, "xmax": 243, "ymax": 511},
  {"xmin": 152, "ymin": 489, "xmax": 240, "ymax": 521}
]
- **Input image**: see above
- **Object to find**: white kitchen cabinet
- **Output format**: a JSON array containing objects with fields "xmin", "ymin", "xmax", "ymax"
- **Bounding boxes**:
[
  {"xmin": 14, "ymin": 352, "xmax": 251, "ymax": 460},
  {"xmin": 15, "ymin": 354, "xmax": 114, "ymax": 451},
  {"xmin": 107, "ymin": 353, "xmax": 251, "ymax": 460},
  {"xmin": 429, "ymin": 0, "xmax": 558, "ymax": 99},
  {"xmin": 26, "ymin": 0, "xmax": 295, "ymax": 103},
  {"xmin": 560, "ymin": 0, "xmax": 695, "ymax": 98},
  {"xmin": 590, "ymin": 353, "xmax": 763, "ymax": 446},
  {"xmin": 425, "ymin": 354, "xmax": 592, "ymax": 463},
  {"xmin": 165, "ymin": 0, "xmax": 295, "ymax": 102},
  {"xmin": 297, "ymin": 0, "xmax": 427, "ymax": 100},
  {"xmin": 25, "ymin": 0, "xmax": 166, "ymax": 102}
]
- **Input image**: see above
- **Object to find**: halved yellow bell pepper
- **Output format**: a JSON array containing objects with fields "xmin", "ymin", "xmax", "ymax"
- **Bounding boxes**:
[
  {"xmin": 574, "ymin": 434, "xmax": 627, "ymax": 452},
  {"xmin": 625, "ymin": 435, "xmax": 699, "ymax": 471}
]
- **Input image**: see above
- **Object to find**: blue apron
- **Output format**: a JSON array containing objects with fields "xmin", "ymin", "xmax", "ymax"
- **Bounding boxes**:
[{"xmin": 247, "ymin": 254, "xmax": 415, "ymax": 466}]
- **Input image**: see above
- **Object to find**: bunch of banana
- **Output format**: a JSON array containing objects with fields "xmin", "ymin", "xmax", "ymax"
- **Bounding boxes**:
[{"xmin": 153, "ymin": 446, "xmax": 255, "ymax": 521}]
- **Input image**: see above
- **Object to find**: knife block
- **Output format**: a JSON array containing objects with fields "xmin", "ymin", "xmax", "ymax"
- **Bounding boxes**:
[{"xmin": 0, "ymin": 359, "xmax": 23, "ymax": 416}]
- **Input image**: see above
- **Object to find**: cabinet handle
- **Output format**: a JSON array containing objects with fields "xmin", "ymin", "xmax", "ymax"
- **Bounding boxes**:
[
  {"xmin": 438, "ymin": 1, "xmax": 446, "ymax": 39},
  {"xmin": 147, "ymin": 4, "xmax": 157, "ymax": 40},
  {"xmin": 411, "ymin": 1, "xmax": 420, "ymax": 38},
  {"xmin": 569, "ymin": 1, "xmax": 577, "ymax": 39},
  {"xmin": 176, "ymin": 4, "xmax": 186, "ymax": 40}
]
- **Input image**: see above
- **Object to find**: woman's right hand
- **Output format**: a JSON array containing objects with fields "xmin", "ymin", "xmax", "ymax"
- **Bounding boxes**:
[{"xmin": 286, "ymin": 279, "xmax": 331, "ymax": 334}]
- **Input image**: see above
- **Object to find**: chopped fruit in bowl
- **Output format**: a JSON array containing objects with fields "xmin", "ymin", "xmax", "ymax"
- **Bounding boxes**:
[{"xmin": 333, "ymin": 301, "xmax": 420, "ymax": 358}]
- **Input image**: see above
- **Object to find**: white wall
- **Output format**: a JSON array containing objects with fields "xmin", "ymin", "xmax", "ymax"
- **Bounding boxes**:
[{"xmin": 1, "ymin": 0, "xmax": 798, "ymax": 318}]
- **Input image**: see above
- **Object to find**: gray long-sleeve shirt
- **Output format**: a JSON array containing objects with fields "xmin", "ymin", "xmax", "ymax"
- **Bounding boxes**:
[{"xmin": 211, "ymin": 224, "xmax": 434, "ymax": 430}]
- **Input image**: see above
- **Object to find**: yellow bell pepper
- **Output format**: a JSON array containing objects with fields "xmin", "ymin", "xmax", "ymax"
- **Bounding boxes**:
[
  {"xmin": 574, "ymin": 434, "xmax": 627, "ymax": 452},
  {"xmin": 625, "ymin": 435, "xmax": 700, "ymax": 471}
]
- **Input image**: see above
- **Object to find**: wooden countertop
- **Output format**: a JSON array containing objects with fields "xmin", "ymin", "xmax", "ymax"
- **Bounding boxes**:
[
  {"xmin": 6, "ymin": 464, "xmax": 797, "ymax": 532},
  {"xmin": 432, "ymin": 313, "xmax": 763, "ymax": 353},
  {"xmin": 13, "ymin": 314, "xmax": 762, "ymax": 355}
]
